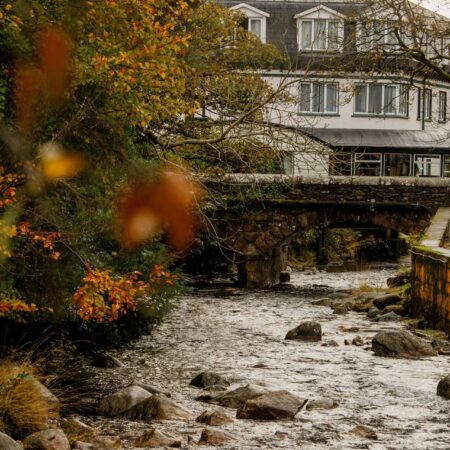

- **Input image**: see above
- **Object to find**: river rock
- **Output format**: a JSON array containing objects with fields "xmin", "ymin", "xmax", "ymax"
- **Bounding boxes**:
[
  {"xmin": 373, "ymin": 294, "xmax": 401, "ymax": 309},
  {"xmin": 437, "ymin": 375, "xmax": 450, "ymax": 399},
  {"xmin": 97, "ymin": 385, "xmax": 152, "ymax": 417},
  {"xmin": 352, "ymin": 336, "xmax": 364, "ymax": 346},
  {"xmin": 236, "ymin": 391, "xmax": 307, "ymax": 420},
  {"xmin": 387, "ymin": 274, "xmax": 410, "ymax": 288},
  {"xmin": 285, "ymin": 321, "xmax": 322, "ymax": 341},
  {"xmin": 321, "ymin": 340, "xmax": 339, "ymax": 347},
  {"xmin": 207, "ymin": 384, "xmax": 268, "ymax": 409},
  {"xmin": 332, "ymin": 303, "xmax": 351, "ymax": 315},
  {"xmin": 92, "ymin": 353, "xmax": 125, "ymax": 369},
  {"xmin": 190, "ymin": 371, "xmax": 230, "ymax": 389},
  {"xmin": 372, "ymin": 330, "xmax": 437, "ymax": 358},
  {"xmin": 305, "ymin": 398, "xmax": 339, "ymax": 410},
  {"xmin": 72, "ymin": 435, "xmax": 121, "ymax": 450},
  {"xmin": 196, "ymin": 409, "xmax": 234, "ymax": 425},
  {"xmin": 122, "ymin": 393, "xmax": 192, "ymax": 421},
  {"xmin": 61, "ymin": 418, "xmax": 95, "ymax": 443},
  {"xmin": 28, "ymin": 377, "xmax": 59, "ymax": 406},
  {"xmin": 349, "ymin": 425, "xmax": 378, "ymax": 440},
  {"xmin": 133, "ymin": 428, "xmax": 181, "ymax": 448},
  {"xmin": 367, "ymin": 306, "xmax": 381, "ymax": 319},
  {"xmin": 198, "ymin": 428, "xmax": 232, "ymax": 446},
  {"xmin": 134, "ymin": 382, "xmax": 171, "ymax": 397},
  {"xmin": 23, "ymin": 429, "xmax": 70, "ymax": 450},
  {"xmin": 376, "ymin": 311, "xmax": 402, "ymax": 322},
  {"xmin": 382, "ymin": 304, "xmax": 405, "ymax": 315},
  {"xmin": 311, "ymin": 298, "xmax": 332, "ymax": 307},
  {"xmin": 0, "ymin": 433, "xmax": 23, "ymax": 450}
]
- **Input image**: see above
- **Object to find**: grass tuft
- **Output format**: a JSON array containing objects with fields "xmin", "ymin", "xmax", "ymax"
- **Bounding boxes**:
[{"xmin": 0, "ymin": 361, "xmax": 59, "ymax": 438}]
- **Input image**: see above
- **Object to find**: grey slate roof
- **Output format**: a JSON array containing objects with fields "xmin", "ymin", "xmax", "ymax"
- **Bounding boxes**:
[{"xmin": 300, "ymin": 128, "xmax": 450, "ymax": 150}]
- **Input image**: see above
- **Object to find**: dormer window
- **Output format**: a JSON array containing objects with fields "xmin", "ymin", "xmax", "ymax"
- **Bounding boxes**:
[
  {"xmin": 230, "ymin": 3, "xmax": 270, "ymax": 43},
  {"xmin": 295, "ymin": 6, "xmax": 345, "ymax": 52}
]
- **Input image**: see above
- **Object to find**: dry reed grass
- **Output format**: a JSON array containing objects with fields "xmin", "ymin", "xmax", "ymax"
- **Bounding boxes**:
[{"xmin": 0, "ymin": 360, "xmax": 60, "ymax": 438}]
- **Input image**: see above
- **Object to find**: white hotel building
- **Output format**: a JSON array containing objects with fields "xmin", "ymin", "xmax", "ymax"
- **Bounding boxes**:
[{"xmin": 221, "ymin": 0, "xmax": 450, "ymax": 177}]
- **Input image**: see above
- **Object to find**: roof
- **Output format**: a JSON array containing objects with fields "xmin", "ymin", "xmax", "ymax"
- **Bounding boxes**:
[{"xmin": 299, "ymin": 128, "xmax": 450, "ymax": 149}]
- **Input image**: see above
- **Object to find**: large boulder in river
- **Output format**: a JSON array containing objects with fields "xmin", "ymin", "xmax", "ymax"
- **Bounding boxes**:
[
  {"xmin": 23, "ymin": 429, "xmax": 70, "ymax": 450},
  {"xmin": 437, "ymin": 375, "xmax": 450, "ymax": 399},
  {"xmin": 285, "ymin": 321, "xmax": 322, "ymax": 341},
  {"xmin": 121, "ymin": 393, "xmax": 192, "ymax": 421},
  {"xmin": 373, "ymin": 294, "xmax": 402, "ymax": 309},
  {"xmin": 198, "ymin": 428, "xmax": 232, "ymax": 446},
  {"xmin": 237, "ymin": 391, "xmax": 307, "ymax": 420},
  {"xmin": 190, "ymin": 371, "xmax": 230, "ymax": 389},
  {"xmin": 0, "ymin": 433, "xmax": 23, "ymax": 450},
  {"xmin": 207, "ymin": 384, "xmax": 268, "ymax": 409},
  {"xmin": 372, "ymin": 330, "xmax": 437, "ymax": 358},
  {"xmin": 97, "ymin": 385, "xmax": 152, "ymax": 417},
  {"xmin": 196, "ymin": 409, "xmax": 234, "ymax": 425},
  {"xmin": 133, "ymin": 428, "xmax": 181, "ymax": 448}
]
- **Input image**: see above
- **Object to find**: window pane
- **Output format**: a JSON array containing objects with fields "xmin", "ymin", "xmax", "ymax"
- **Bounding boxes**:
[
  {"xmin": 330, "ymin": 153, "xmax": 352, "ymax": 175},
  {"xmin": 368, "ymin": 84, "xmax": 383, "ymax": 114},
  {"xmin": 359, "ymin": 22, "xmax": 372, "ymax": 51},
  {"xmin": 313, "ymin": 19, "xmax": 326, "ymax": 50},
  {"xmin": 328, "ymin": 21, "xmax": 339, "ymax": 49},
  {"xmin": 384, "ymin": 85, "xmax": 397, "ymax": 114},
  {"xmin": 300, "ymin": 83, "xmax": 311, "ymax": 111},
  {"xmin": 355, "ymin": 85, "xmax": 367, "ymax": 113},
  {"xmin": 399, "ymin": 85, "xmax": 408, "ymax": 116},
  {"xmin": 385, "ymin": 22, "xmax": 397, "ymax": 46},
  {"xmin": 439, "ymin": 91, "xmax": 447, "ymax": 121},
  {"xmin": 444, "ymin": 155, "xmax": 450, "ymax": 177},
  {"xmin": 384, "ymin": 154, "xmax": 411, "ymax": 176},
  {"xmin": 312, "ymin": 82, "xmax": 324, "ymax": 112},
  {"xmin": 326, "ymin": 83, "xmax": 338, "ymax": 112},
  {"xmin": 302, "ymin": 21, "xmax": 312, "ymax": 48},
  {"xmin": 354, "ymin": 153, "xmax": 382, "ymax": 176},
  {"xmin": 414, "ymin": 155, "xmax": 441, "ymax": 177},
  {"xmin": 425, "ymin": 89, "xmax": 432, "ymax": 119},
  {"xmin": 249, "ymin": 19, "xmax": 262, "ymax": 38}
]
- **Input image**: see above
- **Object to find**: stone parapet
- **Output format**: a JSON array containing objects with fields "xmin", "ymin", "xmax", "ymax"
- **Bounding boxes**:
[{"xmin": 411, "ymin": 208, "xmax": 450, "ymax": 333}]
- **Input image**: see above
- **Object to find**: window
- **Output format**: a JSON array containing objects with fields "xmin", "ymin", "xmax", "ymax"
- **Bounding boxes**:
[
  {"xmin": 329, "ymin": 153, "xmax": 352, "ymax": 175},
  {"xmin": 444, "ymin": 155, "xmax": 450, "ymax": 177},
  {"xmin": 354, "ymin": 153, "xmax": 382, "ymax": 176},
  {"xmin": 358, "ymin": 21, "xmax": 403, "ymax": 51},
  {"xmin": 282, "ymin": 152, "xmax": 294, "ymax": 175},
  {"xmin": 384, "ymin": 154, "xmax": 411, "ymax": 176},
  {"xmin": 354, "ymin": 84, "xmax": 408, "ymax": 116},
  {"xmin": 248, "ymin": 18, "xmax": 262, "ymax": 39},
  {"xmin": 417, "ymin": 88, "xmax": 432, "ymax": 120},
  {"xmin": 439, "ymin": 91, "xmax": 447, "ymax": 122},
  {"xmin": 299, "ymin": 82, "xmax": 338, "ymax": 114},
  {"xmin": 299, "ymin": 19, "xmax": 341, "ymax": 50},
  {"xmin": 414, "ymin": 155, "xmax": 441, "ymax": 177},
  {"xmin": 230, "ymin": 4, "xmax": 269, "ymax": 43}
]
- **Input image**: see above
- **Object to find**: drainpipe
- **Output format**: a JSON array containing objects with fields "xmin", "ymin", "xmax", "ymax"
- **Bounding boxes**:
[{"xmin": 421, "ymin": 77, "xmax": 427, "ymax": 131}]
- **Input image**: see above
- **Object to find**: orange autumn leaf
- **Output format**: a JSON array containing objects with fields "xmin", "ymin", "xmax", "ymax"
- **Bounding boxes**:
[
  {"xmin": 37, "ymin": 26, "xmax": 73, "ymax": 101},
  {"xmin": 116, "ymin": 169, "xmax": 202, "ymax": 251},
  {"xmin": 14, "ymin": 64, "xmax": 43, "ymax": 132},
  {"xmin": 38, "ymin": 142, "xmax": 84, "ymax": 181}
]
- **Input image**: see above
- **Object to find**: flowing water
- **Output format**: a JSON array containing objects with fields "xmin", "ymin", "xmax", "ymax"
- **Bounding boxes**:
[{"xmin": 83, "ymin": 267, "xmax": 450, "ymax": 449}]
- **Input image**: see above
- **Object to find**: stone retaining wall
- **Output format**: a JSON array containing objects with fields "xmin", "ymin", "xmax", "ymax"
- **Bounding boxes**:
[{"xmin": 411, "ymin": 208, "xmax": 450, "ymax": 334}]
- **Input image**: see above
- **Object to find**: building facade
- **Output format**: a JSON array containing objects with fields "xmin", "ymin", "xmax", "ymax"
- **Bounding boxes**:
[{"xmin": 221, "ymin": 0, "xmax": 450, "ymax": 177}]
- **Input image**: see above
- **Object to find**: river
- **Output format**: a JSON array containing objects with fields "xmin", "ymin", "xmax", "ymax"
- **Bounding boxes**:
[{"xmin": 82, "ymin": 267, "xmax": 450, "ymax": 449}]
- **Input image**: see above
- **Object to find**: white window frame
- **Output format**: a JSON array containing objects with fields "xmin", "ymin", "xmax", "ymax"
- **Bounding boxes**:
[
  {"xmin": 439, "ymin": 91, "xmax": 447, "ymax": 122},
  {"xmin": 353, "ymin": 153, "xmax": 383, "ymax": 176},
  {"xmin": 295, "ymin": 6, "xmax": 345, "ymax": 52},
  {"xmin": 230, "ymin": 3, "xmax": 269, "ymax": 43},
  {"xmin": 383, "ymin": 153, "xmax": 412, "ymax": 176},
  {"xmin": 417, "ymin": 88, "xmax": 432, "ymax": 121},
  {"xmin": 413, "ymin": 154, "xmax": 441, "ymax": 177},
  {"xmin": 354, "ymin": 83, "xmax": 408, "ymax": 116},
  {"xmin": 443, "ymin": 155, "xmax": 450, "ymax": 177},
  {"xmin": 299, "ymin": 81, "xmax": 339, "ymax": 114},
  {"xmin": 357, "ymin": 21, "xmax": 404, "ymax": 52}
]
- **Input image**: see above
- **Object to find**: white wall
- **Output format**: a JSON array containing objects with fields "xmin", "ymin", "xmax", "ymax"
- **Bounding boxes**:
[{"xmin": 264, "ymin": 73, "xmax": 450, "ymax": 132}]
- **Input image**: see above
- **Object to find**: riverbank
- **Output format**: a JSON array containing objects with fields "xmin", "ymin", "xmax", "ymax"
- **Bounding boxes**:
[{"xmin": 61, "ymin": 267, "xmax": 450, "ymax": 449}]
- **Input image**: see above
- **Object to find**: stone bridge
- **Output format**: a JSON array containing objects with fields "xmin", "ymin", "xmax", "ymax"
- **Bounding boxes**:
[{"xmin": 205, "ymin": 175, "xmax": 450, "ymax": 288}]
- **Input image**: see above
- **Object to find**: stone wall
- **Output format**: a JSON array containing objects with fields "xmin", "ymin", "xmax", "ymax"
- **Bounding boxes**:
[{"xmin": 411, "ymin": 208, "xmax": 450, "ymax": 334}]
